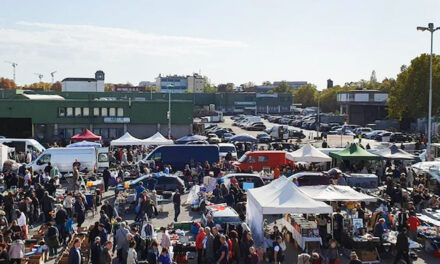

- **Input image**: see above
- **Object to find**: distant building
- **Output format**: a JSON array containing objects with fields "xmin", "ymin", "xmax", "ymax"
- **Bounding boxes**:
[
  {"xmin": 138, "ymin": 81, "xmax": 155, "ymax": 87},
  {"xmin": 327, "ymin": 79, "xmax": 333, "ymax": 88},
  {"xmin": 62, "ymin": 71, "xmax": 105, "ymax": 92},
  {"xmin": 156, "ymin": 73, "xmax": 205, "ymax": 93},
  {"xmin": 273, "ymin": 81, "xmax": 307, "ymax": 91},
  {"xmin": 113, "ymin": 85, "xmax": 146, "ymax": 92},
  {"xmin": 337, "ymin": 90, "xmax": 388, "ymax": 125}
]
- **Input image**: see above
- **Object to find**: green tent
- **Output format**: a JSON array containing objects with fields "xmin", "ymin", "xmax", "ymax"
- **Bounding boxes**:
[{"xmin": 329, "ymin": 143, "xmax": 380, "ymax": 161}]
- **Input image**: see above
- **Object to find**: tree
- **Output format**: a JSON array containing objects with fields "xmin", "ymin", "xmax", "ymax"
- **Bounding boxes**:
[
  {"xmin": 293, "ymin": 84, "xmax": 318, "ymax": 107},
  {"xmin": 317, "ymin": 85, "xmax": 348, "ymax": 113},
  {"xmin": 51, "ymin": 81, "xmax": 62, "ymax": 92},
  {"xmin": 203, "ymin": 83, "xmax": 218, "ymax": 93},
  {"xmin": 388, "ymin": 53, "xmax": 440, "ymax": 119},
  {"xmin": 0, "ymin": 77, "xmax": 17, "ymax": 89},
  {"xmin": 24, "ymin": 82, "xmax": 52, "ymax": 91},
  {"xmin": 272, "ymin": 81, "xmax": 292, "ymax": 93}
]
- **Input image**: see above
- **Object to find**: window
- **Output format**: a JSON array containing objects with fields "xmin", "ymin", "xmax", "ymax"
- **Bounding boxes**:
[
  {"xmin": 109, "ymin": 108, "xmax": 116, "ymax": 116},
  {"xmin": 93, "ymin": 108, "xmax": 100, "ymax": 117},
  {"xmin": 37, "ymin": 154, "xmax": 51, "ymax": 165},
  {"xmin": 58, "ymin": 108, "xmax": 66, "ymax": 117},
  {"xmin": 117, "ymin": 108, "xmax": 124, "ymax": 117},
  {"xmin": 101, "ymin": 108, "xmax": 108, "ymax": 117},
  {"xmin": 75, "ymin": 107, "xmax": 82, "ymax": 117},
  {"xmin": 248, "ymin": 156, "xmax": 255, "ymax": 163},
  {"xmin": 66, "ymin": 107, "xmax": 73, "ymax": 117},
  {"xmin": 258, "ymin": 156, "xmax": 268, "ymax": 163},
  {"xmin": 109, "ymin": 128, "xmax": 117, "ymax": 139},
  {"xmin": 83, "ymin": 107, "xmax": 89, "ymax": 117}
]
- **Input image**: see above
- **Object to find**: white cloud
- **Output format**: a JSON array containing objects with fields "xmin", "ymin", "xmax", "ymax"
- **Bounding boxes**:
[{"xmin": 0, "ymin": 21, "xmax": 247, "ymax": 58}]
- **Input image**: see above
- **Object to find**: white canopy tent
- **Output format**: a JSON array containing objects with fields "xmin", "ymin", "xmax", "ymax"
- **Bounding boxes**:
[
  {"xmin": 369, "ymin": 145, "xmax": 415, "ymax": 160},
  {"xmin": 110, "ymin": 132, "xmax": 144, "ymax": 146},
  {"xmin": 246, "ymin": 176, "xmax": 332, "ymax": 246},
  {"xmin": 286, "ymin": 143, "xmax": 332, "ymax": 163},
  {"xmin": 142, "ymin": 132, "xmax": 174, "ymax": 146},
  {"xmin": 412, "ymin": 161, "xmax": 440, "ymax": 183},
  {"xmin": 299, "ymin": 185, "xmax": 377, "ymax": 202}
]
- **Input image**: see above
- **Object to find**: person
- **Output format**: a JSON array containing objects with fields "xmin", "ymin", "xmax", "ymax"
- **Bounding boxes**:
[
  {"xmin": 67, "ymin": 238, "xmax": 82, "ymax": 264},
  {"xmin": 205, "ymin": 214, "xmax": 215, "ymax": 229},
  {"xmin": 160, "ymin": 227, "xmax": 171, "ymax": 250},
  {"xmin": 55, "ymin": 205, "xmax": 68, "ymax": 245},
  {"xmin": 349, "ymin": 251, "xmax": 362, "ymax": 264},
  {"xmin": 103, "ymin": 168, "xmax": 111, "ymax": 192},
  {"xmin": 240, "ymin": 231, "xmax": 254, "ymax": 264},
  {"xmin": 90, "ymin": 237, "xmax": 102, "ymax": 264},
  {"xmin": 406, "ymin": 212, "xmax": 421, "ymax": 241},
  {"xmin": 101, "ymin": 241, "xmax": 113, "ymax": 264},
  {"xmin": 127, "ymin": 240, "xmax": 137, "ymax": 264},
  {"xmin": 115, "ymin": 222, "xmax": 129, "ymax": 264},
  {"xmin": 0, "ymin": 243, "xmax": 9, "ymax": 264},
  {"xmin": 97, "ymin": 224, "xmax": 108, "ymax": 245},
  {"xmin": 74, "ymin": 196, "xmax": 86, "ymax": 229},
  {"xmin": 394, "ymin": 228, "xmax": 409, "ymax": 264},
  {"xmin": 216, "ymin": 235, "xmax": 229, "ymax": 264},
  {"xmin": 157, "ymin": 248, "xmax": 171, "ymax": 264},
  {"xmin": 147, "ymin": 240, "xmax": 160, "ymax": 264},
  {"xmin": 311, "ymin": 252, "xmax": 322, "ymax": 264},
  {"xmin": 195, "ymin": 227, "xmax": 206, "ymax": 264},
  {"xmin": 146, "ymin": 175, "xmax": 158, "ymax": 191},
  {"xmin": 321, "ymin": 140, "xmax": 328, "ymax": 148},
  {"xmin": 298, "ymin": 253, "xmax": 311, "ymax": 264},
  {"xmin": 9, "ymin": 235, "xmax": 24, "ymax": 264},
  {"xmin": 204, "ymin": 227, "xmax": 215, "ymax": 263},
  {"xmin": 333, "ymin": 209, "xmax": 343, "ymax": 243},
  {"xmin": 373, "ymin": 218, "xmax": 385, "ymax": 240},
  {"xmin": 248, "ymin": 246, "xmax": 259, "ymax": 264},
  {"xmin": 173, "ymin": 189, "xmax": 181, "ymax": 222},
  {"xmin": 327, "ymin": 239, "xmax": 339, "ymax": 264},
  {"xmin": 273, "ymin": 236, "xmax": 284, "ymax": 264},
  {"xmin": 16, "ymin": 210, "xmax": 27, "ymax": 238},
  {"xmin": 229, "ymin": 230, "xmax": 240, "ymax": 264},
  {"xmin": 135, "ymin": 182, "xmax": 146, "ymax": 202},
  {"xmin": 45, "ymin": 222, "xmax": 60, "ymax": 258}
]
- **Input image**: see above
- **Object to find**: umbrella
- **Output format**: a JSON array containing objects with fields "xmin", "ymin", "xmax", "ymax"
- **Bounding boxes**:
[
  {"xmin": 175, "ymin": 134, "xmax": 207, "ymax": 144},
  {"xmin": 229, "ymin": 133, "xmax": 257, "ymax": 143}
]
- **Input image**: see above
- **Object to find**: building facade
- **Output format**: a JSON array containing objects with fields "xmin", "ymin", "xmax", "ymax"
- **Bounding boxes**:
[
  {"xmin": 62, "ymin": 71, "xmax": 105, "ymax": 92},
  {"xmin": 156, "ymin": 73, "xmax": 205, "ymax": 93},
  {"xmin": 337, "ymin": 90, "xmax": 388, "ymax": 125}
]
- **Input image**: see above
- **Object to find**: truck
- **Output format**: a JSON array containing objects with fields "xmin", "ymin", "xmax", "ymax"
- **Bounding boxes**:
[
  {"xmin": 266, "ymin": 125, "xmax": 289, "ymax": 140},
  {"xmin": 233, "ymin": 151, "xmax": 294, "ymax": 172},
  {"xmin": 28, "ymin": 147, "xmax": 109, "ymax": 174},
  {"xmin": 143, "ymin": 145, "xmax": 220, "ymax": 171},
  {"xmin": 0, "ymin": 138, "xmax": 46, "ymax": 156}
]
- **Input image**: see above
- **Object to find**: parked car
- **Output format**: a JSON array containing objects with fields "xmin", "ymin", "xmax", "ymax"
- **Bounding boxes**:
[
  {"xmin": 220, "ymin": 173, "xmax": 265, "ymax": 189},
  {"xmin": 374, "ymin": 131, "xmax": 392, "ymax": 141},
  {"xmin": 218, "ymin": 143, "xmax": 238, "ymax": 160},
  {"xmin": 390, "ymin": 132, "xmax": 412, "ymax": 143},
  {"xmin": 245, "ymin": 123, "xmax": 266, "ymax": 131},
  {"xmin": 289, "ymin": 130, "xmax": 306, "ymax": 139},
  {"xmin": 354, "ymin": 127, "xmax": 373, "ymax": 137},
  {"xmin": 207, "ymin": 134, "xmax": 221, "ymax": 144},
  {"xmin": 115, "ymin": 174, "xmax": 185, "ymax": 195},
  {"xmin": 364, "ymin": 130, "xmax": 386, "ymax": 139},
  {"xmin": 269, "ymin": 142, "xmax": 299, "ymax": 151},
  {"xmin": 256, "ymin": 133, "xmax": 271, "ymax": 143},
  {"xmin": 222, "ymin": 133, "xmax": 234, "ymax": 142}
]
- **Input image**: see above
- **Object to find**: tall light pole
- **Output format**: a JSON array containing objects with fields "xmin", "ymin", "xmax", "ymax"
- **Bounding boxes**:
[
  {"xmin": 417, "ymin": 23, "xmax": 440, "ymax": 160},
  {"xmin": 317, "ymin": 91, "xmax": 321, "ymax": 138},
  {"xmin": 167, "ymin": 84, "xmax": 173, "ymax": 139}
]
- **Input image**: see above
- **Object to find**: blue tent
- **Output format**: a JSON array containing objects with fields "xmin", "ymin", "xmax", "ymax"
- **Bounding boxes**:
[
  {"xmin": 67, "ymin": 140, "xmax": 102, "ymax": 148},
  {"xmin": 175, "ymin": 134, "xmax": 207, "ymax": 144},
  {"xmin": 229, "ymin": 133, "xmax": 257, "ymax": 143}
]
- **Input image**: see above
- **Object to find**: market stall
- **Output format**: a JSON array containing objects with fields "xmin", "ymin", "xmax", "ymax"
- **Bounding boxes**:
[
  {"xmin": 299, "ymin": 185, "xmax": 377, "ymax": 202},
  {"xmin": 369, "ymin": 144, "xmax": 416, "ymax": 160},
  {"xmin": 246, "ymin": 176, "xmax": 332, "ymax": 246},
  {"xmin": 110, "ymin": 132, "xmax": 144, "ymax": 146},
  {"xmin": 329, "ymin": 143, "xmax": 380, "ymax": 162},
  {"xmin": 286, "ymin": 143, "xmax": 332, "ymax": 163},
  {"xmin": 143, "ymin": 132, "xmax": 174, "ymax": 146},
  {"xmin": 67, "ymin": 140, "xmax": 102, "ymax": 148},
  {"xmin": 71, "ymin": 129, "xmax": 102, "ymax": 142}
]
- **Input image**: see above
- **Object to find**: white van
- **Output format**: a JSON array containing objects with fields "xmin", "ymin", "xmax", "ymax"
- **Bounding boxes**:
[
  {"xmin": 28, "ymin": 147, "xmax": 108, "ymax": 174},
  {"xmin": 0, "ymin": 138, "xmax": 45, "ymax": 154},
  {"xmin": 218, "ymin": 143, "xmax": 238, "ymax": 159}
]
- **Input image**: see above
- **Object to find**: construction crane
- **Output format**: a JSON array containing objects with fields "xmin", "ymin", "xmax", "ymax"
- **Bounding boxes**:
[
  {"xmin": 34, "ymin": 73, "xmax": 44, "ymax": 82},
  {"xmin": 50, "ymin": 71, "xmax": 57, "ymax": 83},
  {"xmin": 4, "ymin": 61, "xmax": 18, "ymax": 83}
]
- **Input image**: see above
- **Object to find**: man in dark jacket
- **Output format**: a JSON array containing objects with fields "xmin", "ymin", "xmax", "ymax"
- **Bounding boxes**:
[
  {"xmin": 68, "ymin": 238, "xmax": 82, "ymax": 264},
  {"xmin": 41, "ymin": 191, "xmax": 55, "ymax": 223},
  {"xmin": 394, "ymin": 228, "xmax": 409, "ymax": 264},
  {"xmin": 103, "ymin": 168, "xmax": 111, "ymax": 192},
  {"xmin": 90, "ymin": 237, "xmax": 102, "ymax": 264},
  {"xmin": 55, "ymin": 205, "xmax": 68, "ymax": 245},
  {"xmin": 173, "ymin": 189, "xmax": 181, "ymax": 222}
]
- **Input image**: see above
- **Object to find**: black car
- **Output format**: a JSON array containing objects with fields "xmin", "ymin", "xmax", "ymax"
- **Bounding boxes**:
[
  {"xmin": 256, "ymin": 133, "xmax": 271, "ymax": 143},
  {"xmin": 390, "ymin": 133, "xmax": 411, "ymax": 143},
  {"xmin": 245, "ymin": 124, "xmax": 266, "ymax": 131},
  {"xmin": 290, "ymin": 130, "xmax": 306, "ymax": 139},
  {"xmin": 115, "ymin": 175, "xmax": 185, "ymax": 195}
]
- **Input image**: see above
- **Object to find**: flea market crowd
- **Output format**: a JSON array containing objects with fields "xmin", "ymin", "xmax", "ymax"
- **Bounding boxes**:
[{"xmin": 0, "ymin": 135, "xmax": 439, "ymax": 264}]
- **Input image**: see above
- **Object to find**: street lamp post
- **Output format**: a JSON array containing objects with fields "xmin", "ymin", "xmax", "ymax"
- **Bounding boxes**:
[
  {"xmin": 167, "ymin": 84, "xmax": 173, "ymax": 139},
  {"xmin": 417, "ymin": 23, "xmax": 440, "ymax": 160},
  {"xmin": 317, "ymin": 91, "xmax": 321, "ymax": 138}
]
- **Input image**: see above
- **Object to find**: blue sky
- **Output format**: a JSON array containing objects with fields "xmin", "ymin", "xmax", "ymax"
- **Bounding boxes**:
[{"xmin": 0, "ymin": 0, "xmax": 439, "ymax": 89}]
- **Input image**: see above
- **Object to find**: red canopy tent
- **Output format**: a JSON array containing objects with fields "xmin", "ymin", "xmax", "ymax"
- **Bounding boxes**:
[{"xmin": 71, "ymin": 129, "xmax": 102, "ymax": 141}]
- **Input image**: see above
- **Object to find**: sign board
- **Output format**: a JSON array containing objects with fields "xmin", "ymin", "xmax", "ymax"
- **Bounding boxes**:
[{"xmin": 103, "ymin": 117, "xmax": 130, "ymax": 123}]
